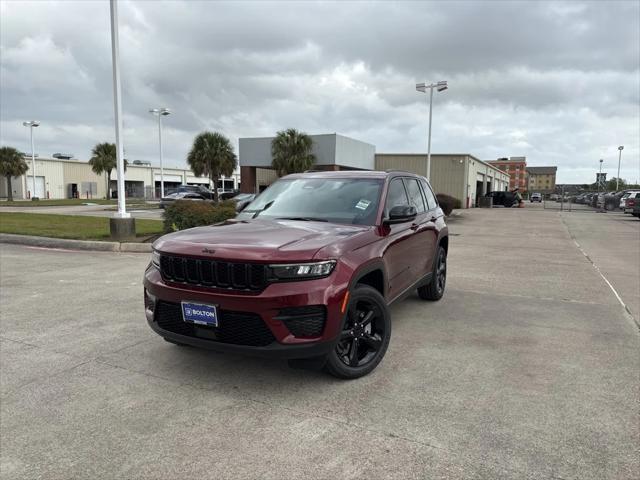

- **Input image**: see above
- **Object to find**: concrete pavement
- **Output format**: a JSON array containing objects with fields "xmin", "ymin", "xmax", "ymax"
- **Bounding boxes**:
[{"xmin": 0, "ymin": 207, "xmax": 638, "ymax": 479}]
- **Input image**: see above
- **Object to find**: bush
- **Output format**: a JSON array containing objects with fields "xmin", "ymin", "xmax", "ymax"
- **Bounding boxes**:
[
  {"xmin": 436, "ymin": 193, "xmax": 461, "ymax": 216},
  {"xmin": 163, "ymin": 200, "xmax": 237, "ymax": 233}
]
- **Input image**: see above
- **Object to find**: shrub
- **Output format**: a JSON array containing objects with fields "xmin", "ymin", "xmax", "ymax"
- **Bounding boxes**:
[
  {"xmin": 163, "ymin": 200, "xmax": 237, "ymax": 233},
  {"xmin": 436, "ymin": 193, "xmax": 461, "ymax": 216}
]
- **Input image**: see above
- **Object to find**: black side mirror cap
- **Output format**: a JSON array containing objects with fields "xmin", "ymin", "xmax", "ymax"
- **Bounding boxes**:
[{"xmin": 384, "ymin": 205, "xmax": 417, "ymax": 224}]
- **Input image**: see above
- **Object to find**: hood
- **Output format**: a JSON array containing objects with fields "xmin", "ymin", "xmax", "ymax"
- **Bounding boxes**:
[{"xmin": 153, "ymin": 218, "xmax": 372, "ymax": 262}]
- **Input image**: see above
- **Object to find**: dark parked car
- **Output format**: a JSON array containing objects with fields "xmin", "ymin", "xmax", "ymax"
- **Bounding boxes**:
[
  {"xmin": 144, "ymin": 171, "xmax": 448, "ymax": 379},
  {"xmin": 159, "ymin": 191, "xmax": 208, "ymax": 209},
  {"xmin": 232, "ymin": 193, "xmax": 256, "ymax": 212},
  {"xmin": 486, "ymin": 191, "xmax": 517, "ymax": 207}
]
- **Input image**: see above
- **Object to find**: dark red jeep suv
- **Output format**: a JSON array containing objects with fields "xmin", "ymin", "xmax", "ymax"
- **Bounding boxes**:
[{"xmin": 144, "ymin": 171, "xmax": 448, "ymax": 378}]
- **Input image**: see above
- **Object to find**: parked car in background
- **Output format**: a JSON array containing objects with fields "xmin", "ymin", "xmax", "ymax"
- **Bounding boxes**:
[
  {"xmin": 530, "ymin": 192, "xmax": 542, "ymax": 202},
  {"xmin": 159, "ymin": 191, "xmax": 207, "ymax": 209},
  {"xmin": 621, "ymin": 191, "xmax": 640, "ymax": 214},
  {"xmin": 486, "ymin": 191, "xmax": 517, "ymax": 207},
  {"xmin": 145, "ymin": 170, "xmax": 449, "ymax": 379},
  {"xmin": 165, "ymin": 184, "xmax": 215, "ymax": 200},
  {"xmin": 232, "ymin": 193, "xmax": 257, "ymax": 212}
]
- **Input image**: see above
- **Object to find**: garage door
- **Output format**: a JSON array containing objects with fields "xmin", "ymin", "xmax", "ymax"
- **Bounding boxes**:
[{"xmin": 28, "ymin": 176, "xmax": 45, "ymax": 198}]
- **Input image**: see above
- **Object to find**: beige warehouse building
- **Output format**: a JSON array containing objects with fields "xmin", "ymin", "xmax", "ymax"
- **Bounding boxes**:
[
  {"xmin": 375, "ymin": 154, "xmax": 510, "ymax": 208},
  {"xmin": 0, "ymin": 156, "xmax": 240, "ymax": 200}
]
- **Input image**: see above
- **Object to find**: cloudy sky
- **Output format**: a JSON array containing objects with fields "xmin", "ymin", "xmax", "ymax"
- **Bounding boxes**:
[{"xmin": 1, "ymin": 0, "xmax": 639, "ymax": 183}]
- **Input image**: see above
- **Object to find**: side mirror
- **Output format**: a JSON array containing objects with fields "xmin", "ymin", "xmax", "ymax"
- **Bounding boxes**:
[{"xmin": 384, "ymin": 205, "xmax": 417, "ymax": 224}]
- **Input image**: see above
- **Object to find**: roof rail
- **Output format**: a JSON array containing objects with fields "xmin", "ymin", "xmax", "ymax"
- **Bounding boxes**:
[
  {"xmin": 303, "ymin": 169, "xmax": 322, "ymax": 173},
  {"xmin": 384, "ymin": 169, "xmax": 412, "ymax": 174}
]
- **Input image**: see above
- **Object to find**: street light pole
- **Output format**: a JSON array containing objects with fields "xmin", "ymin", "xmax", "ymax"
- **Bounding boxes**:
[
  {"xmin": 109, "ymin": 0, "xmax": 128, "ymax": 218},
  {"xmin": 416, "ymin": 81, "xmax": 448, "ymax": 181},
  {"xmin": 616, "ymin": 146, "xmax": 624, "ymax": 190},
  {"xmin": 149, "ymin": 108, "xmax": 171, "ymax": 198},
  {"xmin": 22, "ymin": 121, "xmax": 40, "ymax": 199}
]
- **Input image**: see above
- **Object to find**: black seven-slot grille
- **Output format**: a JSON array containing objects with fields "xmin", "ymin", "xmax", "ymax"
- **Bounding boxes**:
[
  {"xmin": 275, "ymin": 305, "xmax": 326, "ymax": 338},
  {"xmin": 160, "ymin": 254, "xmax": 267, "ymax": 291},
  {"xmin": 155, "ymin": 301, "xmax": 276, "ymax": 347}
]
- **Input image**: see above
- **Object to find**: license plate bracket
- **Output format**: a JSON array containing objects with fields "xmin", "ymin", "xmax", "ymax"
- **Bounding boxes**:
[{"xmin": 181, "ymin": 302, "xmax": 218, "ymax": 327}]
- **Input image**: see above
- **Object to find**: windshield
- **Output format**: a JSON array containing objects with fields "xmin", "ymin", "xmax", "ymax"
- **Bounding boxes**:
[{"xmin": 238, "ymin": 177, "xmax": 384, "ymax": 225}]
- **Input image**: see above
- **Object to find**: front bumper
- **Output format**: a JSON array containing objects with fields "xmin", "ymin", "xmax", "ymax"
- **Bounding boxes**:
[{"xmin": 143, "ymin": 264, "xmax": 351, "ymax": 359}]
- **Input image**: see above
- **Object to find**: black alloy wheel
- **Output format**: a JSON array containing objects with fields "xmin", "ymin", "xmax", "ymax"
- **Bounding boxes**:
[
  {"xmin": 324, "ymin": 285, "xmax": 391, "ymax": 379},
  {"xmin": 418, "ymin": 245, "xmax": 447, "ymax": 301}
]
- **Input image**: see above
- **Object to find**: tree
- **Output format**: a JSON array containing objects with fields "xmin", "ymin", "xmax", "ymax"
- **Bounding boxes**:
[
  {"xmin": 0, "ymin": 147, "xmax": 29, "ymax": 201},
  {"xmin": 88, "ymin": 143, "xmax": 127, "ymax": 199},
  {"xmin": 271, "ymin": 128, "xmax": 315, "ymax": 177},
  {"xmin": 187, "ymin": 131, "xmax": 237, "ymax": 203}
]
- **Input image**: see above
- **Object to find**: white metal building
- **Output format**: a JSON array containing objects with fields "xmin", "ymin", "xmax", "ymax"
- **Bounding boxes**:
[{"xmin": 0, "ymin": 156, "xmax": 240, "ymax": 200}]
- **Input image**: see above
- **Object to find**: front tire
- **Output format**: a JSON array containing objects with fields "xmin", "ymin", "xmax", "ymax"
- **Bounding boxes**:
[
  {"xmin": 418, "ymin": 246, "xmax": 447, "ymax": 301},
  {"xmin": 324, "ymin": 285, "xmax": 391, "ymax": 379}
]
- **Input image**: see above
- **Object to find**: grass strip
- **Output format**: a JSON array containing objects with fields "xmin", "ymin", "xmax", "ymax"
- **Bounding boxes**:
[{"xmin": 0, "ymin": 212, "xmax": 163, "ymax": 241}]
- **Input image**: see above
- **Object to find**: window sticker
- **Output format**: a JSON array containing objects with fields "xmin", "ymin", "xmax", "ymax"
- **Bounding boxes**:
[{"xmin": 355, "ymin": 199, "xmax": 371, "ymax": 210}]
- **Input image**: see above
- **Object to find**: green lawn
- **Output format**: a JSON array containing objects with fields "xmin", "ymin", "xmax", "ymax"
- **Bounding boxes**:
[
  {"xmin": 0, "ymin": 199, "xmax": 153, "ymax": 207},
  {"xmin": 0, "ymin": 212, "xmax": 163, "ymax": 241}
]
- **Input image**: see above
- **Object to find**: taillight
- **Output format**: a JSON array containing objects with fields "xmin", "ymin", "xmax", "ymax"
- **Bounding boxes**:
[{"xmin": 628, "ymin": 199, "xmax": 636, "ymax": 207}]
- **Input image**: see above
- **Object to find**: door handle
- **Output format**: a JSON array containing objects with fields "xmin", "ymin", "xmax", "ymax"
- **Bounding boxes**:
[
  {"xmin": 410, "ymin": 223, "xmax": 419, "ymax": 231},
  {"xmin": 429, "ymin": 216, "xmax": 437, "ymax": 222}
]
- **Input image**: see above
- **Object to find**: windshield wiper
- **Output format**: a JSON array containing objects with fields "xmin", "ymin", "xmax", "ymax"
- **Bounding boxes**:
[
  {"xmin": 276, "ymin": 216, "xmax": 328, "ymax": 222},
  {"xmin": 252, "ymin": 200, "xmax": 275, "ymax": 218}
]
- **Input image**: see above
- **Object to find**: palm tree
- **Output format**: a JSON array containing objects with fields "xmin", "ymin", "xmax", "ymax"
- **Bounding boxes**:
[
  {"xmin": 271, "ymin": 128, "xmax": 315, "ymax": 177},
  {"xmin": 187, "ymin": 131, "xmax": 237, "ymax": 203},
  {"xmin": 0, "ymin": 147, "xmax": 29, "ymax": 201},
  {"xmin": 88, "ymin": 142, "xmax": 127, "ymax": 199}
]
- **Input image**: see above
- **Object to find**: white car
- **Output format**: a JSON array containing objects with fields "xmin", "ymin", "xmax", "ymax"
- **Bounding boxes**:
[
  {"xmin": 530, "ymin": 193, "xmax": 542, "ymax": 202},
  {"xmin": 620, "ymin": 191, "xmax": 640, "ymax": 213}
]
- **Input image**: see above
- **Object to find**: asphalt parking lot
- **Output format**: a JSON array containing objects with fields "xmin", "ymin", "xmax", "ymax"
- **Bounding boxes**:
[{"xmin": 1, "ymin": 206, "xmax": 638, "ymax": 479}]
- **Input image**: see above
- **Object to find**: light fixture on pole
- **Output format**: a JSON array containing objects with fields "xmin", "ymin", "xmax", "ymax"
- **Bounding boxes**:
[
  {"xmin": 416, "ymin": 81, "xmax": 448, "ymax": 181},
  {"xmin": 616, "ymin": 146, "xmax": 624, "ymax": 190},
  {"xmin": 22, "ymin": 121, "xmax": 40, "ymax": 200},
  {"xmin": 149, "ymin": 108, "xmax": 171, "ymax": 198}
]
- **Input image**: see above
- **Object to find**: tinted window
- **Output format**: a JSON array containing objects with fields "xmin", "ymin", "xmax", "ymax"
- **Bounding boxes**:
[
  {"xmin": 420, "ymin": 179, "xmax": 437, "ymax": 210},
  {"xmin": 385, "ymin": 178, "xmax": 409, "ymax": 216},
  {"xmin": 404, "ymin": 178, "xmax": 426, "ymax": 213}
]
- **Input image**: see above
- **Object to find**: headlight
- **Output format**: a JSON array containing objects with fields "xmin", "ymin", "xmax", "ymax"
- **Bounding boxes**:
[
  {"xmin": 269, "ymin": 260, "xmax": 336, "ymax": 280},
  {"xmin": 151, "ymin": 250, "xmax": 161, "ymax": 269}
]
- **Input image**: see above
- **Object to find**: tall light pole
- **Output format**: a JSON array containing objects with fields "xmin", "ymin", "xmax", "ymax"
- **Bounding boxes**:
[
  {"xmin": 109, "ymin": 0, "xmax": 128, "ymax": 219},
  {"xmin": 149, "ymin": 108, "xmax": 171, "ymax": 198},
  {"xmin": 22, "ymin": 121, "xmax": 40, "ymax": 199},
  {"xmin": 616, "ymin": 146, "xmax": 624, "ymax": 190},
  {"xmin": 416, "ymin": 80, "xmax": 448, "ymax": 181}
]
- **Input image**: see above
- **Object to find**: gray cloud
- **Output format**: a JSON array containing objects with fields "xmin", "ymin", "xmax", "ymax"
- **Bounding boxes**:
[{"xmin": 1, "ymin": 0, "xmax": 638, "ymax": 183}]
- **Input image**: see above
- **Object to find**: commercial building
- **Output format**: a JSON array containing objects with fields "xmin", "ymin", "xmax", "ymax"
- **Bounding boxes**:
[
  {"xmin": 239, "ymin": 134, "xmax": 375, "ymax": 193},
  {"xmin": 238, "ymin": 133, "xmax": 510, "ymax": 208},
  {"xmin": 375, "ymin": 154, "xmax": 510, "ymax": 208},
  {"xmin": 487, "ymin": 157, "xmax": 528, "ymax": 191},
  {"xmin": 0, "ymin": 156, "xmax": 239, "ymax": 200},
  {"xmin": 526, "ymin": 166, "xmax": 557, "ymax": 194}
]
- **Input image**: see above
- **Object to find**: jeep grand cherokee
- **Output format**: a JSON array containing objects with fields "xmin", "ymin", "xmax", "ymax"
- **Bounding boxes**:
[{"xmin": 143, "ymin": 171, "xmax": 448, "ymax": 378}]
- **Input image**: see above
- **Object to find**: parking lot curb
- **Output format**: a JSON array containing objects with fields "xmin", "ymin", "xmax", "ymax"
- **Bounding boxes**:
[{"xmin": 0, "ymin": 233, "xmax": 152, "ymax": 253}]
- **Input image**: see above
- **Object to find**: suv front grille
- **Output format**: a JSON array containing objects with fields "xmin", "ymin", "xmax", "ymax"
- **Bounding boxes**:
[
  {"xmin": 275, "ymin": 305, "xmax": 326, "ymax": 338},
  {"xmin": 159, "ymin": 254, "xmax": 267, "ymax": 291},
  {"xmin": 154, "ymin": 301, "xmax": 276, "ymax": 347}
]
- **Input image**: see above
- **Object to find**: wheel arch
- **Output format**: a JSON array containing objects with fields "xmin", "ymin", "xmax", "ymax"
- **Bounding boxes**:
[{"xmin": 350, "ymin": 261, "xmax": 387, "ymax": 299}]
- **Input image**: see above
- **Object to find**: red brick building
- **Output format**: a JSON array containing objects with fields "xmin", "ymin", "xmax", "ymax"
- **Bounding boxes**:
[{"xmin": 487, "ymin": 157, "xmax": 527, "ymax": 191}]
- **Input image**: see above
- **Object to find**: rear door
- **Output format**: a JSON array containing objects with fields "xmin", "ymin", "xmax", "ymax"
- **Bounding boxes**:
[
  {"xmin": 403, "ymin": 177, "xmax": 436, "ymax": 279},
  {"xmin": 418, "ymin": 179, "xmax": 440, "ymax": 273}
]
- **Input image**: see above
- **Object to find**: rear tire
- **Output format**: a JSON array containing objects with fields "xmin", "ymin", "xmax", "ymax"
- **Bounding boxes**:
[
  {"xmin": 418, "ymin": 246, "xmax": 447, "ymax": 301},
  {"xmin": 324, "ymin": 285, "xmax": 391, "ymax": 379}
]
